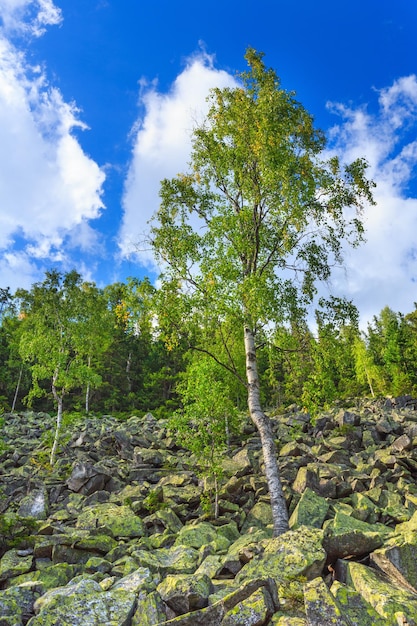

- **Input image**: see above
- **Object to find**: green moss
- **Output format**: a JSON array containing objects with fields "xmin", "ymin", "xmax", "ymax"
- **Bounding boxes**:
[
  {"xmin": 347, "ymin": 561, "xmax": 417, "ymax": 621},
  {"xmin": 236, "ymin": 527, "xmax": 325, "ymax": 586}
]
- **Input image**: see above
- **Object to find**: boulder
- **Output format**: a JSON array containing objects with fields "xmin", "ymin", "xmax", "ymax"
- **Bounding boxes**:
[
  {"xmin": 289, "ymin": 487, "xmax": 329, "ymax": 530},
  {"xmin": 330, "ymin": 580, "xmax": 386, "ymax": 625},
  {"xmin": 157, "ymin": 573, "xmax": 213, "ymax": 615},
  {"xmin": 323, "ymin": 510, "xmax": 390, "ymax": 560},
  {"xmin": 76, "ymin": 503, "xmax": 145, "ymax": 538},
  {"xmin": 174, "ymin": 521, "xmax": 231, "ymax": 551},
  {"xmin": 303, "ymin": 577, "xmax": 348, "ymax": 625},
  {"xmin": 28, "ymin": 578, "xmax": 137, "ymax": 626},
  {"xmin": 17, "ymin": 488, "xmax": 49, "ymax": 520},
  {"xmin": 0, "ymin": 549, "xmax": 33, "ymax": 583},
  {"xmin": 235, "ymin": 527, "xmax": 326, "ymax": 586},
  {"xmin": 221, "ymin": 584, "xmax": 275, "ymax": 625},
  {"xmin": 346, "ymin": 560, "xmax": 417, "ymax": 622},
  {"xmin": 66, "ymin": 462, "xmax": 111, "ymax": 495}
]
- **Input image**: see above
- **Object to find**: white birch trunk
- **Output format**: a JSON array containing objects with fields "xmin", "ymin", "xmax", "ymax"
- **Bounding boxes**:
[
  {"xmin": 85, "ymin": 355, "xmax": 91, "ymax": 413},
  {"xmin": 11, "ymin": 366, "xmax": 23, "ymax": 412},
  {"xmin": 244, "ymin": 325, "xmax": 289, "ymax": 536},
  {"xmin": 50, "ymin": 373, "xmax": 63, "ymax": 466}
]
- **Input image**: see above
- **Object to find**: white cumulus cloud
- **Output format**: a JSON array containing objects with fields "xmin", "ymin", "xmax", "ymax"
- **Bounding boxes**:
[
  {"xmin": 118, "ymin": 52, "xmax": 238, "ymax": 267},
  {"xmin": 0, "ymin": 1, "xmax": 105, "ymax": 289},
  {"xmin": 0, "ymin": 0, "xmax": 62, "ymax": 38},
  {"xmin": 326, "ymin": 75, "xmax": 417, "ymax": 323}
]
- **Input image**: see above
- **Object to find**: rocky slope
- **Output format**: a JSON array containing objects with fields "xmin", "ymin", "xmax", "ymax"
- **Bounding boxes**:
[{"xmin": 1, "ymin": 397, "xmax": 417, "ymax": 624}]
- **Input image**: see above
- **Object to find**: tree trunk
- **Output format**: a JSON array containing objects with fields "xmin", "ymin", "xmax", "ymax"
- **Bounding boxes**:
[
  {"xmin": 50, "ymin": 374, "xmax": 63, "ymax": 466},
  {"xmin": 11, "ymin": 366, "xmax": 23, "ymax": 413},
  {"xmin": 126, "ymin": 351, "xmax": 132, "ymax": 392},
  {"xmin": 85, "ymin": 355, "xmax": 91, "ymax": 413},
  {"xmin": 244, "ymin": 325, "xmax": 289, "ymax": 536},
  {"xmin": 365, "ymin": 367, "xmax": 375, "ymax": 398}
]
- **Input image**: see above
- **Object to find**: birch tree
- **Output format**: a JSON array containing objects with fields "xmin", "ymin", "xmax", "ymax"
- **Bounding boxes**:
[
  {"xmin": 150, "ymin": 49, "xmax": 375, "ymax": 535},
  {"xmin": 17, "ymin": 271, "xmax": 108, "ymax": 465}
]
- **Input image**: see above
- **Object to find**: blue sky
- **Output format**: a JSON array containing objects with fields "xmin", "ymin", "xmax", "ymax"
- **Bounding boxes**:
[{"xmin": 1, "ymin": 0, "xmax": 417, "ymax": 324}]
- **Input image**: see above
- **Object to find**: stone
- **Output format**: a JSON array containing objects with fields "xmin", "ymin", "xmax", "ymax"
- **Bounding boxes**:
[
  {"xmin": 370, "ymin": 535, "xmax": 417, "ymax": 591},
  {"xmin": 157, "ymin": 573, "xmax": 213, "ymax": 615},
  {"xmin": 349, "ymin": 492, "xmax": 379, "ymax": 523},
  {"xmin": 152, "ymin": 577, "xmax": 278, "ymax": 626},
  {"xmin": 336, "ymin": 410, "xmax": 361, "ymax": 427},
  {"xmin": 289, "ymin": 487, "xmax": 329, "ymax": 530},
  {"xmin": 17, "ymin": 488, "xmax": 48, "ymax": 520},
  {"xmin": 347, "ymin": 560, "xmax": 417, "ymax": 622},
  {"xmin": 330, "ymin": 580, "xmax": 386, "ymax": 625},
  {"xmin": 131, "ymin": 590, "xmax": 166, "ymax": 625},
  {"xmin": 0, "ymin": 549, "xmax": 33, "ymax": 583},
  {"xmin": 235, "ymin": 527, "xmax": 326, "ymax": 586},
  {"xmin": 323, "ymin": 510, "xmax": 390, "ymax": 560},
  {"xmin": 304, "ymin": 577, "xmax": 348, "ymax": 625},
  {"xmin": 131, "ymin": 545, "xmax": 201, "ymax": 575},
  {"xmin": 66, "ymin": 463, "xmax": 111, "ymax": 495},
  {"xmin": 292, "ymin": 466, "xmax": 319, "ymax": 494},
  {"xmin": 76, "ymin": 503, "xmax": 145, "ymax": 538},
  {"xmin": 28, "ymin": 578, "xmax": 137, "ymax": 625},
  {"xmin": 0, "ymin": 582, "xmax": 42, "ymax": 625},
  {"xmin": 221, "ymin": 585, "xmax": 275, "ymax": 625},
  {"xmin": 390, "ymin": 433, "xmax": 413, "ymax": 453},
  {"xmin": 174, "ymin": 521, "xmax": 231, "ymax": 551},
  {"xmin": 241, "ymin": 501, "xmax": 273, "ymax": 532},
  {"xmin": 143, "ymin": 508, "xmax": 183, "ymax": 535}
]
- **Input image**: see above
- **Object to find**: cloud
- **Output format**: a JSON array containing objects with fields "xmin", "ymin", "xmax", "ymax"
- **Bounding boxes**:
[
  {"xmin": 118, "ymin": 52, "xmax": 238, "ymax": 267},
  {"xmin": 0, "ymin": 0, "xmax": 62, "ymax": 38},
  {"xmin": 0, "ymin": 2, "xmax": 105, "ymax": 290},
  {"xmin": 326, "ymin": 75, "xmax": 417, "ymax": 323}
]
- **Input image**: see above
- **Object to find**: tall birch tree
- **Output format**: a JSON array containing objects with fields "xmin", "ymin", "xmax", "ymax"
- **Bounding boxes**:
[
  {"xmin": 17, "ymin": 271, "xmax": 109, "ymax": 465},
  {"xmin": 150, "ymin": 49, "xmax": 375, "ymax": 535}
]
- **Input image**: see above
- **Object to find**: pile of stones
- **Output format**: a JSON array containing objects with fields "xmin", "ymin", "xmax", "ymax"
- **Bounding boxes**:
[{"xmin": 1, "ymin": 396, "xmax": 417, "ymax": 624}]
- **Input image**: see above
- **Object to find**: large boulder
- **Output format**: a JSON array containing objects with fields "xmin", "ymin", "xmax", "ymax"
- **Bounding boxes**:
[
  {"xmin": 76, "ymin": 503, "xmax": 145, "ymax": 538},
  {"xmin": 28, "ymin": 578, "xmax": 137, "ymax": 626},
  {"xmin": 235, "ymin": 527, "xmax": 326, "ymax": 586},
  {"xmin": 157, "ymin": 573, "xmax": 213, "ymax": 615},
  {"xmin": 346, "ymin": 560, "xmax": 417, "ymax": 622}
]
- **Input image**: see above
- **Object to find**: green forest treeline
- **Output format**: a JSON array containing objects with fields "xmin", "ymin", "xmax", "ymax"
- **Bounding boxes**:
[{"xmin": 1, "ymin": 271, "xmax": 416, "ymax": 419}]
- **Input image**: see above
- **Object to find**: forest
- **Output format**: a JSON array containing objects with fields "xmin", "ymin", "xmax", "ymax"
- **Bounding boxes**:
[{"xmin": 1, "ymin": 271, "xmax": 416, "ymax": 420}]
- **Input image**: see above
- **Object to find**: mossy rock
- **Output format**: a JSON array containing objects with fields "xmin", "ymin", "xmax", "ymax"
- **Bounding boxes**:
[
  {"xmin": 330, "ymin": 580, "xmax": 387, "ymax": 625},
  {"xmin": 76, "ymin": 503, "xmax": 145, "ymax": 538},
  {"xmin": 349, "ymin": 492, "xmax": 379, "ymax": 524},
  {"xmin": 0, "ymin": 549, "xmax": 33, "ymax": 583},
  {"xmin": 235, "ymin": 526, "xmax": 325, "ymax": 586},
  {"xmin": 6, "ymin": 562, "xmax": 79, "ymax": 591},
  {"xmin": 29, "ymin": 578, "xmax": 137, "ymax": 626},
  {"xmin": 379, "ymin": 489, "xmax": 410, "ymax": 523},
  {"xmin": 241, "ymin": 501, "xmax": 274, "ymax": 532},
  {"xmin": 371, "ymin": 535, "xmax": 417, "ymax": 591},
  {"xmin": 347, "ymin": 560, "xmax": 417, "ymax": 622},
  {"xmin": 131, "ymin": 545, "xmax": 201, "ymax": 575},
  {"xmin": 174, "ymin": 521, "xmax": 230, "ymax": 551},
  {"xmin": 157, "ymin": 573, "xmax": 212, "ymax": 614},
  {"xmin": 304, "ymin": 577, "xmax": 347, "ymax": 625},
  {"xmin": 111, "ymin": 567, "xmax": 156, "ymax": 593},
  {"xmin": 289, "ymin": 487, "xmax": 329, "ymax": 530},
  {"xmin": 222, "ymin": 585, "xmax": 275, "ymax": 625},
  {"xmin": 0, "ymin": 581, "xmax": 42, "ymax": 625},
  {"xmin": 143, "ymin": 508, "xmax": 183, "ymax": 534},
  {"xmin": 323, "ymin": 510, "xmax": 391, "ymax": 560},
  {"xmin": 131, "ymin": 590, "xmax": 166, "ymax": 625}
]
